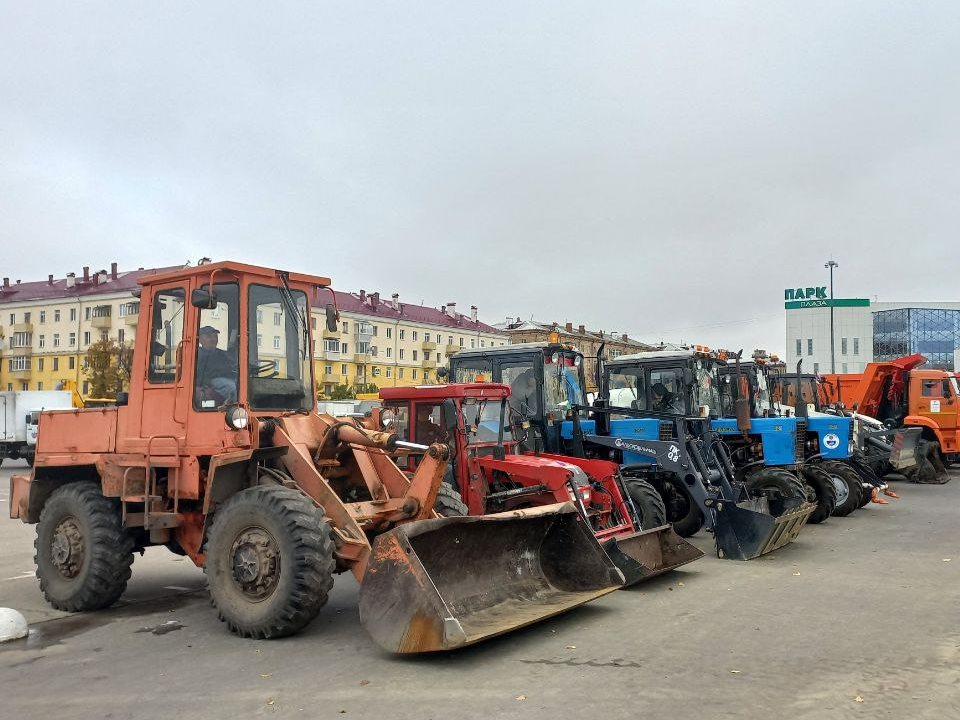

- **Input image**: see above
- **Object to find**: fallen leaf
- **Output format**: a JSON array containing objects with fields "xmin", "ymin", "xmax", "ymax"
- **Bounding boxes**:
[
  {"xmin": 943, "ymin": 559, "xmax": 952, "ymax": 562},
  {"xmin": 359, "ymin": 680, "xmax": 370, "ymax": 686},
  {"xmin": 730, "ymin": 670, "xmax": 741, "ymax": 674},
  {"xmin": 854, "ymin": 695, "xmax": 864, "ymax": 703},
  {"xmin": 677, "ymin": 581, "xmax": 685, "ymax": 587},
  {"xmin": 793, "ymin": 571, "xmax": 801, "ymax": 576},
  {"xmin": 565, "ymin": 645, "xmax": 576, "ymax": 650},
  {"xmin": 267, "ymin": 698, "xmax": 275, "ymax": 706},
  {"xmin": 515, "ymin": 695, "xmax": 527, "ymax": 702},
  {"xmin": 260, "ymin": 674, "xmax": 273, "ymax": 679}
]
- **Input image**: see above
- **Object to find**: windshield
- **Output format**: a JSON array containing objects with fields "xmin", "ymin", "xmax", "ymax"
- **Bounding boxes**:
[
  {"xmin": 695, "ymin": 359, "xmax": 721, "ymax": 416},
  {"xmin": 608, "ymin": 365, "xmax": 646, "ymax": 413},
  {"xmin": 464, "ymin": 399, "xmax": 512, "ymax": 445},
  {"xmin": 248, "ymin": 284, "xmax": 313, "ymax": 412},
  {"xmin": 543, "ymin": 353, "xmax": 585, "ymax": 418},
  {"xmin": 453, "ymin": 360, "xmax": 492, "ymax": 383},
  {"xmin": 774, "ymin": 377, "xmax": 819, "ymax": 410}
]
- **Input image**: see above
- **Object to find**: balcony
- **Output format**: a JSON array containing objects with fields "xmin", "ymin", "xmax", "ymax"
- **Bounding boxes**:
[
  {"xmin": 322, "ymin": 372, "xmax": 340, "ymax": 384},
  {"xmin": 123, "ymin": 312, "xmax": 139, "ymax": 327},
  {"xmin": 13, "ymin": 322, "xmax": 33, "ymax": 334},
  {"xmin": 421, "ymin": 341, "xmax": 437, "ymax": 352},
  {"xmin": 8, "ymin": 365, "xmax": 32, "ymax": 379},
  {"xmin": 445, "ymin": 343, "xmax": 459, "ymax": 355},
  {"xmin": 322, "ymin": 325, "xmax": 340, "ymax": 339},
  {"xmin": 90, "ymin": 306, "xmax": 112, "ymax": 329},
  {"xmin": 422, "ymin": 359, "xmax": 437, "ymax": 370},
  {"xmin": 356, "ymin": 323, "xmax": 375, "ymax": 339},
  {"xmin": 8, "ymin": 343, "xmax": 32, "ymax": 356},
  {"xmin": 353, "ymin": 353, "xmax": 372, "ymax": 364}
]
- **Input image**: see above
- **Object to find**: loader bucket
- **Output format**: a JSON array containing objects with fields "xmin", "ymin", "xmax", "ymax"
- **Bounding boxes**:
[
  {"xmin": 710, "ymin": 496, "xmax": 816, "ymax": 561},
  {"xmin": 358, "ymin": 503, "xmax": 624, "ymax": 654},
  {"xmin": 600, "ymin": 525, "xmax": 704, "ymax": 586}
]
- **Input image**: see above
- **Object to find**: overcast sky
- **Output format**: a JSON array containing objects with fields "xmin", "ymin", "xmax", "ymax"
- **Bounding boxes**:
[{"xmin": 2, "ymin": 2, "xmax": 959, "ymax": 355}]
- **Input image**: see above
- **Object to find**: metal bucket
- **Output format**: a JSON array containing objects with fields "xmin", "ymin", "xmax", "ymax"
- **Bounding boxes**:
[
  {"xmin": 710, "ymin": 496, "xmax": 816, "ymax": 561},
  {"xmin": 358, "ymin": 503, "xmax": 624, "ymax": 654},
  {"xmin": 600, "ymin": 525, "xmax": 704, "ymax": 586}
]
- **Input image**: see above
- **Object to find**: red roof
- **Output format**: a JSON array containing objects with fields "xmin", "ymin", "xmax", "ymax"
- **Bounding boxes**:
[
  {"xmin": 328, "ymin": 290, "xmax": 504, "ymax": 334},
  {"xmin": 0, "ymin": 266, "xmax": 183, "ymax": 304}
]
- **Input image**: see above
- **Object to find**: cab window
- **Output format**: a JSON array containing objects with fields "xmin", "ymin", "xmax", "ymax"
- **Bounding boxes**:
[
  {"xmin": 921, "ymin": 380, "xmax": 943, "ymax": 397},
  {"xmin": 502, "ymin": 361, "xmax": 539, "ymax": 418},
  {"xmin": 608, "ymin": 367, "xmax": 646, "ymax": 411},
  {"xmin": 453, "ymin": 360, "xmax": 492, "ymax": 383},
  {"xmin": 194, "ymin": 283, "xmax": 240, "ymax": 409},
  {"xmin": 383, "ymin": 402, "xmax": 410, "ymax": 440},
  {"xmin": 413, "ymin": 402, "xmax": 449, "ymax": 444},
  {"xmin": 148, "ymin": 288, "xmax": 186, "ymax": 384},
  {"xmin": 649, "ymin": 368, "xmax": 685, "ymax": 415}
]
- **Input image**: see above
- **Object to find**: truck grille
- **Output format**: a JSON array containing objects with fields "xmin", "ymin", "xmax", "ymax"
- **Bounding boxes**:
[
  {"xmin": 659, "ymin": 421, "xmax": 675, "ymax": 441},
  {"xmin": 795, "ymin": 420, "xmax": 806, "ymax": 462}
]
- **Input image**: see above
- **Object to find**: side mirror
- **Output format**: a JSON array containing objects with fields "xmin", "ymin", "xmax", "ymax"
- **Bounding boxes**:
[
  {"xmin": 191, "ymin": 288, "xmax": 218, "ymax": 309},
  {"xmin": 325, "ymin": 303, "xmax": 338, "ymax": 333},
  {"xmin": 442, "ymin": 398, "xmax": 459, "ymax": 434},
  {"xmin": 436, "ymin": 366, "xmax": 449, "ymax": 380}
]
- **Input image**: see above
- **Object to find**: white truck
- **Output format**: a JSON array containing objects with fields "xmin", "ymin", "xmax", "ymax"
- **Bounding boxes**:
[{"xmin": 0, "ymin": 391, "xmax": 73, "ymax": 466}]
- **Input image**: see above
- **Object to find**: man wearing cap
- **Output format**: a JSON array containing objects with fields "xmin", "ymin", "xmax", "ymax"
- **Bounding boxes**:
[{"xmin": 197, "ymin": 325, "xmax": 238, "ymax": 404}]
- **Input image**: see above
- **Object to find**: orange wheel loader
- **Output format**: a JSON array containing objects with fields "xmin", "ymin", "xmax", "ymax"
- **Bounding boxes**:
[{"xmin": 8, "ymin": 262, "xmax": 623, "ymax": 653}]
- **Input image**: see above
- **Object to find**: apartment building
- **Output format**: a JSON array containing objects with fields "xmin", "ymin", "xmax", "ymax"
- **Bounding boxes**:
[{"xmin": 0, "ymin": 264, "xmax": 507, "ymax": 397}]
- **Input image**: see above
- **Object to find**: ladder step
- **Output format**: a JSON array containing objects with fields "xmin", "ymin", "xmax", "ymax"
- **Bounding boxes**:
[{"xmin": 124, "ymin": 512, "xmax": 182, "ymax": 529}]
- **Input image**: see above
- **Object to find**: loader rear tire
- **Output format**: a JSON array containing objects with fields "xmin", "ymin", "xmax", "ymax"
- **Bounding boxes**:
[
  {"xmin": 434, "ymin": 482, "xmax": 468, "ymax": 517},
  {"xmin": 35, "ymin": 481, "xmax": 134, "ymax": 612},
  {"xmin": 622, "ymin": 477, "xmax": 668, "ymax": 530},
  {"xmin": 746, "ymin": 468, "xmax": 806, "ymax": 501},
  {"xmin": 801, "ymin": 465, "xmax": 837, "ymax": 524},
  {"xmin": 663, "ymin": 475, "xmax": 704, "ymax": 538},
  {"xmin": 205, "ymin": 485, "xmax": 335, "ymax": 640},
  {"xmin": 820, "ymin": 460, "xmax": 863, "ymax": 516}
]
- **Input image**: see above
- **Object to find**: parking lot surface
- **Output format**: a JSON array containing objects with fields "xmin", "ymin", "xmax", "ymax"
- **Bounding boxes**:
[{"xmin": 2, "ymin": 460, "xmax": 959, "ymax": 719}]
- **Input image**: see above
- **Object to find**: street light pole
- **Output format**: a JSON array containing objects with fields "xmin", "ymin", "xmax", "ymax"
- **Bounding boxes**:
[{"xmin": 825, "ymin": 260, "xmax": 839, "ymax": 373}]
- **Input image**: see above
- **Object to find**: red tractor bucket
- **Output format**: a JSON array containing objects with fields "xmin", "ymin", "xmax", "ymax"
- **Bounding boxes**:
[
  {"xmin": 600, "ymin": 525, "xmax": 704, "ymax": 586},
  {"xmin": 358, "ymin": 503, "xmax": 624, "ymax": 654}
]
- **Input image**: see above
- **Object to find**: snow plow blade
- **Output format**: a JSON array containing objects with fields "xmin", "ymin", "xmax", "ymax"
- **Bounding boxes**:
[
  {"xmin": 709, "ymin": 496, "xmax": 816, "ymax": 561},
  {"xmin": 889, "ymin": 428, "xmax": 921, "ymax": 470},
  {"xmin": 358, "ymin": 503, "xmax": 624, "ymax": 654},
  {"xmin": 600, "ymin": 525, "xmax": 704, "ymax": 586}
]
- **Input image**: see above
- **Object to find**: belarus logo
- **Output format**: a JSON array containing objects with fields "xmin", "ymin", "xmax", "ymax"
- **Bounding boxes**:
[{"xmin": 823, "ymin": 433, "xmax": 841, "ymax": 450}]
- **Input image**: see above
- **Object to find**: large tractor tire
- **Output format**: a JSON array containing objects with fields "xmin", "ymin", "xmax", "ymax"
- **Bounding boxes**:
[
  {"xmin": 801, "ymin": 465, "xmax": 837, "ymax": 524},
  {"xmin": 622, "ymin": 477, "xmax": 668, "ymax": 530},
  {"xmin": 35, "ymin": 481, "xmax": 134, "ymax": 612},
  {"xmin": 819, "ymin": 460, "xmax": 864, "ymax": 515},
  {"xmin": 434, "ymin": 482, "xmax": 468, "ymax": 517},
  {"xmin": 662, "ymin": 475, "xmax": 704, "ymax": 538},
  {"xmin": 745, "ymin": 467, "xmax": 806, "ymax": 501},
  {"xmin": 205, "ymin": 485, "xmax": 336, "ymax": 639}
]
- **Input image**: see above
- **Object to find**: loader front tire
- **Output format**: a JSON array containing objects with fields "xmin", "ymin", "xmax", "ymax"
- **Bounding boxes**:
[
  {"xmin": 434, "ymin": 482, "xmax": 468, "ymax": 517},
  {"xmin": 820, "ymin": 460, "xmax": 863, "ymax": 516},
  {"xmin": 663, "ymin": 475, "xmax": 704, "ymax": 538},
  {"xmin": 800, "ymin": 464, "xmax": 837, "ymax": 524},
  {"xmin": 205, "ymin": 485, "xmax": 335, "ymax": 640},
  {"xmin": 35, "ymin": 481, "xmax": 134, "ymax": 612},
  {"xmin": 622, "ymin": 477, "xmax": 668, "ymax": 530},
  {"xmin": 745, "ymin": 468, "xmax": 806, "ymax": 501}
]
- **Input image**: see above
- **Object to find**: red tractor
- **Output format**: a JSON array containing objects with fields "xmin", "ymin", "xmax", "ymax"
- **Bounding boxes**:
[{"xmin": 376, "ymin": 382, "xmax": 704, "ymax": 585}]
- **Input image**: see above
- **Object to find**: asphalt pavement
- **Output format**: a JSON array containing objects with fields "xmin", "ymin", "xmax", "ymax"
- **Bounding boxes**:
[{"xmin": 1, "ymin": 459, "xmax": 958, "ymax": 720}]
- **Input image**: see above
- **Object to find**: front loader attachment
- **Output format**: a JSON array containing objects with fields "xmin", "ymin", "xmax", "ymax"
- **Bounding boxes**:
[
  {"xmin": 359, "ymin": 503, "xmax": 624, "ymax": 654},
  {"xmin": 709, "ymin": 496, "xmax": 816, "ymax": 560},
  {"xmin": 600, "ymin": 525, "xmax": 704, "ymax": 586}
]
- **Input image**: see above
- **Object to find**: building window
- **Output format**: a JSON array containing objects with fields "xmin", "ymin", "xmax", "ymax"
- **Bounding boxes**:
[
  {"xmin": 470, "ymin": 339, "xmax": 475, "ymax": 348},
  {"xmin": 311, "ymin": 316, "xmax": 317, "ymax": 330},
  {"xmin": 341, "ymin": 342, "xmax": 348, "ymax": 354},
  {"xmin": 85, "ymin": 307, "xmax": 91, "ymax": 320},
  {"xmin": 54, "ymin": 309, "xmax": 60, "ymax": 322},
  {"xmin": 424, "ymin": 371, "xmax": 430, "ymax": 382},
  {"xmin": 807, "ymin": 339, "xmax": 813, "ymax": 356},
  {"xmin": 69, "ymin": 332, "xmax": 76, "ymax": 346},
  {"xmin": 5, "ymin": 384, "xmax": 10, "ymax": 391},
  {"xmin": 70, "ymin": 308, "xmax": 76, "ymax": 321},
  {"xmin": 325, "ymin": 364, "xmax": 332, "ymax": 374},
  {"xmin": 21, "ymin": 382, "xmax": 28, "ymax": 392},
  {"xmin": 412, "ymin": 331, "xmax": 418, "ymax": 341},
  {"xmin": 356, "ymin": 342, "xmax": 370, "ymax": 355},
  {"xmin": 8, "ymin": 313, "xmax": 13, "ymax": 325},
  {"xmin": 256, "ymin": 310, "xmax": 263, "ymax": 324},
  {"xmin": 481, "ymin": 340, "xmax": 485, "ymax": 347},
  {"xmin": 399, "ymin": 368, "xmax": 405, "ymax": 379},
  {"xmin": 118, "ymin": 329, "xmax": 124, "ymax": 344},
  {"xmin": 842, "ymin": 363, "xmax": 848, "ymax": 373},
  {"xmin": 82, "ymin": 381, "xmax": 89, "ymax": 395},
  {"xmin": 257, "ymin": 334, "xmax": 262, "ymax": 348},
  {"xmin": 841, "ymin": 337, "xmax": 848, "ymax": 355},
  {"xmin": 399, "ymin": 349, "xmax": 405, "ymax": 360},
  {"xmin": 399, "ymin": 329, "xmax": 405, "ymax": 340},
  {"xmin": 83, "ymin": 331, "xmax": 91, "ymax": 346},
  {"xmin": 342, "ymin": 321, "xmax": 349, "ymax": 333},
  {"xmin": 341, "ymin": 364, "xmax": 348, "ymax": 375},
  {"xmin": 11, "ymin": 331, "xmax": 31, "ymax": 347},
  {"xmin": 386, "ymin": 327, "xmax": 392, "ymax": 339},
  {"xmin": 424, "ymin": 333, "xmax": 430, "ymax": 342},
  {"xmin": 53, "ymin": 333, "xmax": 60, "ymax": 347},
  {"xmin": 38, "ymin": 358, "xmax": 44, "ymax": 371},
  {"xmin": 37, "ymin": 382, "xmax": 43, "ymax": 391},
  {"xmin": 38, "ymin": 335, "xmax": 45, "ymax": 349},
  {"xmin": 413, "ymin": 350, "xmax": 418, "ymax": 361},
  {"xmin": 24, "ymin": 312, "xmax": 30, "ymax": 323},
  {"xmin": 273, "ymin": 336, "xmax": 281, "ymax": 349},
  {"xmin": 8, "ymin": 356, "xmax": 30, "ymax": 371},
  {"xmin": 53, "ymin": 357, "xmax": 59, "ymax": 371},
  {"xmin": 795, "ymin": 339, "xmax": 802, "ymax": 356},
  {"xmin": 813, "ymin": 362, "xmax": 819, "ymax": 374},
  {"xmin": 386, "ymin": 367, "xmax": 392, "ymax": 378},
  {"xmin": 386, "ymin": 347, "xmax": 392, "ymax": 358},
  {"xmin": 853, "ymin": 337, "xmax": 860, "ymax": 355},
  {"xmin": 324, "ymin": 338, "xmax": 339, "ymax": 353},
  {"xmin": 448, "ymin": 335, "xmax": 453, "ymax": 345},
  {"xmin": 436, "ymin": 352, "xmax": 441, "ymax": 362},
  {"xmin": 68, "ymin": 357, "xmax": 75, "ymax": 370},
  {"xmin": 39, "ymin": 311, "xmax": 46, "ymax": 323},
  {"xmin": 412, "ymin": 369, "xmax": 418, "ymax": 380},
  {"xmin": 459, "ymin": 337, "xmax": 464, "ymax": 347}
]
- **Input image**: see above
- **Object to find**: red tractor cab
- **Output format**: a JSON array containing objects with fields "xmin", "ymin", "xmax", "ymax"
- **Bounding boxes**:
[{"xmin": 378, "ymin": 382, "xmax": 703, "ymax": 585}]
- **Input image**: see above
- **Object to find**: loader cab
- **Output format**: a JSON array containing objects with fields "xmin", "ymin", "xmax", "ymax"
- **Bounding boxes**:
[
  {"xmin": 448, "ymin": 343, "xmax": 587, "ymax": 453},
  {"xmin": 126, "ymin": 262, "xmax": 333, "ymax": 452},
  {"xmin": 718, "ymin": 362, "xmax": 773, "ymax": 418},
  {"xmin": 769, "ymin": 373, "xmax": 826, "ymax": 415},
  {"xmin": 602, "ymin": 350, "xmax": 721, "ymax": 423}
]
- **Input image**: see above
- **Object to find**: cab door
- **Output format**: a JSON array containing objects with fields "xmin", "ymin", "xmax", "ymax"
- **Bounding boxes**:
[
  {"xmin": 138, "ymin": 283, "xmax": 191, "ymax": 442},
  {"xmin": 914, "ymin": 375, "xmax": 959, "ymax": 451}
]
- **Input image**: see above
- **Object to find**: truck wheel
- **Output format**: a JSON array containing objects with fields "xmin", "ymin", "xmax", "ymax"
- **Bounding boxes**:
[
  {"xmin": 745, "ymin": 468, "xmax": 806, "ymax": 501},
  {"xmin": 820, "ymin": 460, "xmax": 864, "ymax": 515},
  {"xmin": 663, "ymin": 476, "xmax": 704, "ymax": 538},
  {"xmin": 621, "ymin": 477, "xmax": 667, "ymax": 530},
  {"xmin": 434, "ymin": 482, "xmax": 468, "ymax": 517},
  {"xmin": 205, "ymin": 485, "xmax": 336, "ymax": 639},
  {"xmin": 34, "ymin": 481, "xmax": 134, "ymax": 611},
  {"xmin": 800, "ymin": 465, "xmax": 837, "ymax": 524}
]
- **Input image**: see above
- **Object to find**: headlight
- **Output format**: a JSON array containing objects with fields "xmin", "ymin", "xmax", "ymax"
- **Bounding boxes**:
[{"xmin": 225, "ymin": 406, "xmax": 249, "ymax": 430}]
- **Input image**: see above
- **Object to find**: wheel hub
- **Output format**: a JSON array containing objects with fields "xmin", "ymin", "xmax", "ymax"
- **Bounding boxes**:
[
  {"xmin": 51, "ymin": 517, "xmax": 84, "ymax": 579},
  {"xmin": 230, "ymin": 527, "xmax": 280, "ymax": 601},
  {"xmin": 828, "ymin": 474, "xmax": 849, "ymax": 505}
]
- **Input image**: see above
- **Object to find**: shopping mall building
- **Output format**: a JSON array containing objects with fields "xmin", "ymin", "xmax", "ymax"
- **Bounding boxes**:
[{"xmin": 783, "ymin": 286, "xmax": 960, "ymax": 374}]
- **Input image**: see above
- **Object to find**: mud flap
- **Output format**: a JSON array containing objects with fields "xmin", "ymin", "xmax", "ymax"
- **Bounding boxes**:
[
  {"xmin": 359, "ymin": 503, "xmax": 625, "ymax": 654},
  {"xmin": 708, "ymin": 496, "xmax": 816, "ymax": 561},
  {"xmin": 600, "ymin": 525, "xmax": 704, "ymax": 586}
]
